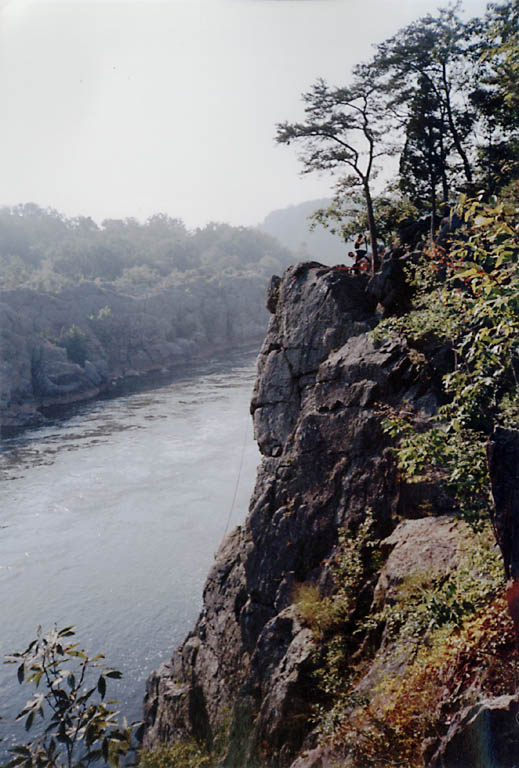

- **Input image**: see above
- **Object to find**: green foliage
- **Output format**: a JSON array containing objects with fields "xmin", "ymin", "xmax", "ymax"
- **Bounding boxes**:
[
  {"xmin": 472, "ymin": 2, "xmax": 519, "ymax": 193},
  {"xmin": 374, "ymin": 4, "xmax": 475, "ymax": 192},
  {"xmin": 55, "ymin": 325, "xmax": 89, "ymax": 367},
  {"xmin": 139, "ymin": 741, "xmax": 212, "ymax": 768},
  {"xmin": 294, "ymin": 513, "xmax": 379, "ymax": 641},
  {"xmin": 312, "ymin": 528, "xmax": 505, "ymax": 764},
  {"xmin": 374, "ymin": 527, "xmax": 504, "ymax": 644},
  {"xmin": 340, "ymin": 585, "xmax": 515, "ymax": 768},
  {"xmin": 280, "ymin": 2, "xmax": 519, "ymax": 256},
  {"xmin": 374, "ymin": 195, "xmax": 519, "ymax": 527},
  {"xmin": 371, "ymin": 269, "xmax": 466, "ymax": 346},
  {"xmin": 3, "ymin": 626, "xmax": 141, "ymax": 768},
  {"xmin": 276, "ymin": 68, "xmax": 395, "ymax": 266},
  {"xmin": 139, "ymin": 710, "xmax": 233, "ymax": 768},
  {"xmin": 87, "ymin": 306, "xmax": 114, "ymax": 345},
  {"xmin": 310, "ymin": 186, "xmax": 419, "ymax": 250},
  {"xmin": 293, "ymin": 514, "xmax": 385, "ymax": 737},
  {"xmin": 442, "ymin": 196, "xmax": 519, "ymax": 428},
  {"xmin": 382, "ymin": 414, "xmax": 490, "ymax": 528},
  {"xmin": 398, "ymin": 73, "xmax": 450, "ymax": 228}
]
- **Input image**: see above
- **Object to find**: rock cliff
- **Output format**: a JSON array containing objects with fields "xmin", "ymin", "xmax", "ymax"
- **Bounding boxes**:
[
  {"xmin": 142, "ymin": 262, "xmax": 505, "ymax": 767},
  {"xmin": 142, "ymin": 261, "xmax": 519, "ymax": 767},
  {"xmin": 0, "ymin": 273, "xmax": 268, "ymax": 432}
]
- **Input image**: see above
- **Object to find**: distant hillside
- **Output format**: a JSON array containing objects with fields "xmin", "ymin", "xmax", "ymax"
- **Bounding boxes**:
[{"xmin": 258, "ymin": 198, "xmax": 352, "ymax": 266}]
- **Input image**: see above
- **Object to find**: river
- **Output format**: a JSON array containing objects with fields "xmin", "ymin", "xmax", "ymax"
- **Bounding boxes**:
[{"xmin": 0, "ymin": 349, "xmax": 260, "ymax": 756}]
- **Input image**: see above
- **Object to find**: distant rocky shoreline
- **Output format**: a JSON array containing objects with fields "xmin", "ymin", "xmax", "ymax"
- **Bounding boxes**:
[{"xmin": 0, "ymin": 273, "xmax": 268, "ymax": 433}]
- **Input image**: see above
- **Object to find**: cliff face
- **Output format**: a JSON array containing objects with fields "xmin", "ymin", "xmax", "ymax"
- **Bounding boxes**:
[
  {"xmin": 0, "ymin": 273, "xmax": 268, "ymax": 432},
  {"xmin": 142, "ymin": 261, "xmax": 517, "ymax": 767},
  {"xmin": 143, "ymin": 262, "xmax": 468, "ymax": 766}
]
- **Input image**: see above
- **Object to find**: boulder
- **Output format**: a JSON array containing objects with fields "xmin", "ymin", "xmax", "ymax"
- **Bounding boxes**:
[{"xmin": 429, "ymin": 694, "xmax": 519, "ymax": 768}]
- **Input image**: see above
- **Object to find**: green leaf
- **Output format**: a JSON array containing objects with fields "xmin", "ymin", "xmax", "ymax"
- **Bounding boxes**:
[
  {"xmin": 105, "ymin": 670, "xmax": 122, "ymax": 680},
  {"xmin": 98, "ymin": 676, "xmax": 106, "ymax": 699},
  {"xmin": 10, "ymin": 747, "xmax": 32, "ymax": 757},
  {"xmin": 25, "ymin": 712, "xmax": 34, "ymax": 732}
]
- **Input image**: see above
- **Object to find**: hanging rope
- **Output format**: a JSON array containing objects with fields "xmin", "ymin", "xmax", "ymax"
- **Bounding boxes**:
[{"xmin": 222, "ymin": 411, "xmax": 251, "ymax": 540}]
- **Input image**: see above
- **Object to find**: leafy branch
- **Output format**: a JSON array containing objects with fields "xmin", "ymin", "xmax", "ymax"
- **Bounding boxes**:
[{"xmin": 3, "ymin": 627, "xmax": 143, "ymax": 768}]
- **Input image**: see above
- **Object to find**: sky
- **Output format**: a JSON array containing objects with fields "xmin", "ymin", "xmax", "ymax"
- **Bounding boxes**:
[{"xmin": 0, "ymin": 0, "xmax": 490, "ymax": 229}]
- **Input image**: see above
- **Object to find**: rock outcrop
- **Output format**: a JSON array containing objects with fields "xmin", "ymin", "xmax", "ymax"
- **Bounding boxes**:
[
  {"xmin": 0, "ymin": 273, "xmax": 268, "ymax": 431},
  {"xmin": 142, "ymin": 262, "xmax": 462, "ymax": 767},
  {"xmin": 487, "ymin": 427, "xmax": 519, "ymax": 579},
  {"xmin": 141, "ymin": 260, "xmax": 519, "ymax": 767},
  {"xmin": 429, "ymin": 694, "xmax": 519, "ymax": 768}
]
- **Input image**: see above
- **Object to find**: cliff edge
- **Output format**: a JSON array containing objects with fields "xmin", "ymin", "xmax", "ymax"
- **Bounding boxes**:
[{"xmin": 142, "ymin": 262, "xmax": 512, "ymax": 768}]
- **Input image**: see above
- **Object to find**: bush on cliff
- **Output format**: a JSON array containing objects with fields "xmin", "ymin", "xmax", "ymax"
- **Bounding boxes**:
[
  {"xmin": 55, "ymin": 325, "xmax": 89, "ymax": 368},
  {"xmin": 139, "ymin": 741, "xmax": 212, "ymax": 768},
  {"xmin": 374, "ymin": 194, "xmax": 519, "ymax": 528}
]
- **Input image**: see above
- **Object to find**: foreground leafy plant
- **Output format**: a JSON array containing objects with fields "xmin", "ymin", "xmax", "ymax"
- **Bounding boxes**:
[{"xmin": 3, "ymin": 626, "xmax": 142, "ymax": 768}]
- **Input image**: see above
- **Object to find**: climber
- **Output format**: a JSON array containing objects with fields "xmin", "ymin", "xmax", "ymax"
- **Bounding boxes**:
[
  {"xmin": 352, "ymin": 250, "xmax": 370, "ymax": 273},
  {"xmin": 354, "ymin": 234, "xmax": 367, "ymax": 259}
]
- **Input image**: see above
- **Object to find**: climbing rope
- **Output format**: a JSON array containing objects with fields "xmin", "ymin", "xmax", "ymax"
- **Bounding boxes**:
[{"xmin": 222, "ymin": 409, "xmax": 251, "ymax": 540}]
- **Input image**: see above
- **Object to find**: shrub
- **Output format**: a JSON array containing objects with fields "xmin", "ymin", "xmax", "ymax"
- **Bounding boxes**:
[
  {"xmin": 3, "ymin": 626, "xmax": 141, "ymax": 768},
  {"xmin": 373, "ymin": 195, "xmax": 519, "ymax": 529},
  {"xmin": 294, "ymin": 513, "xmax": 379, "ymax": 641},
  {"xmin": 139, "ymin": 741, "xmax": 212, "ymax": 768},
  {"xmin": 339, "ymin": 592, "xmax": 516, "ymax": 768},
  {"xmin": 56, "ymin": 325, "xmax": 89, "ymax": 367}
]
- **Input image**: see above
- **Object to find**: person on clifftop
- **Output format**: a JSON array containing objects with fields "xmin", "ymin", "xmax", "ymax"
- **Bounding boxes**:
[
  {"xmin": 354, "ymin": 234, "xmax": 367, "ymax": 259},
  {"xmin": 351, "ymin": 250, "xmax": 370, "ymax": 273}
]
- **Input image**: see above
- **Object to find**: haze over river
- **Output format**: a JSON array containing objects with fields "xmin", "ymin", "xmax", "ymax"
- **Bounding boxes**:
[{"xmin": 0, "ymin": 350, "xmax": 260, "ymax": 754}]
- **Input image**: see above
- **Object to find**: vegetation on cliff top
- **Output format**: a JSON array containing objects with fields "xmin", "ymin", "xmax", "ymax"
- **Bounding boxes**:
[{"xmin": 278, "ymin": 1, "xmax": 519, "ymax": 764}]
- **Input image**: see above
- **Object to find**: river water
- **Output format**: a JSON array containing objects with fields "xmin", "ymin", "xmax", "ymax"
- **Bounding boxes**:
[{"xmin": 0, "ymin": 349, "xmax": 260, "ymax": 755}]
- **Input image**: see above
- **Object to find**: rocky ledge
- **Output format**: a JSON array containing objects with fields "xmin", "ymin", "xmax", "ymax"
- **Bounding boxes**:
[{"xmin": 142, "ymin": 262, "xmax": 515, "ymax": 767}]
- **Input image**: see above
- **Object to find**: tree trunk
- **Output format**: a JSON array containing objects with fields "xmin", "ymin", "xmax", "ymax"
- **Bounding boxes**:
[
  {"xmin": 428, "ymin": 149, "xmax": 438, "ymax": 238},
  {"xmin": 439, "ymin": 126, "xmax": 450, "ymax": 210},
  {"xmin": 363, "ymin": 183, "xmax": 378, "ymax": 277},
  {"xmin": 442, "ymin": 63, "xmax": 473, "ymax": 185},
  {"xmin": 430, "ymin": 181, "xmax": 437, "ymax": 239}
]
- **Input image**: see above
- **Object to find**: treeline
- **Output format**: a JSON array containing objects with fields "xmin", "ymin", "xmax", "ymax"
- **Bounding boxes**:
[
  {"xmin": 0, "ymin": 204, "xmax": 294, "ymax": 294},
  {"xmin": 277, "ymin": 0, "xmax": 519, "ymax": 257}
]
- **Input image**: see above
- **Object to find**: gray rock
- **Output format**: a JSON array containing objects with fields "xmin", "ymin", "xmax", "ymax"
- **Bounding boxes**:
[
  {"xmin": 487, "ymin": 427, "xmax": 519, "ymax": 579},
  {"xmin": 374, "ymin": 516, "xmax": 470, "ymax": 608},
  {"xmin": 428, "ymin": 694, "xmax": 519, "ymax": 768}
]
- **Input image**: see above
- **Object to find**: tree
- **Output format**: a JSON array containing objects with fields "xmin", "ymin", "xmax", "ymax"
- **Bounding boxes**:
[
  {"xmin": 3, "ymin": 626, "xmax": 142, "ymax": 768},
  {"xmin": 469, "ymin": 0, "xmax": 519, "ymax": 195},
  {"xmin": 485, "ymin": 1, "xmax": 519, "ymax": 113},
  {"xmin": 375, "ymin": 193, "xmax": 519, "ymax": 527},
  {"xmin": 373, "ymin": 5, "xmax": 475, "ymax": 194},
  {"xmin": 398, "ymin": 74, "xmax": 449, "ymax": 234},
  {"xmin": 309, "ymin": 185, "xmax": 419, "ymax": 254},
  {"xmin": 276, "ymin": 68, "xmax": 391, "ymax": 275}
]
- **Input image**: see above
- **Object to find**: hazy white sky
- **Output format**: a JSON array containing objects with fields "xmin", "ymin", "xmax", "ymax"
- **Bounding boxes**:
[{"xmin": 0, "ymin": 0, "xmax": 489, "ymax": 228}]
